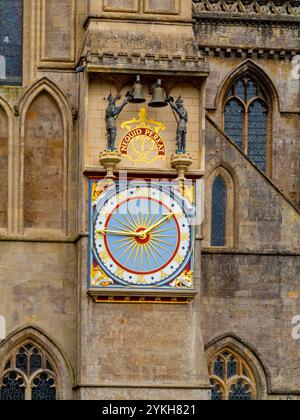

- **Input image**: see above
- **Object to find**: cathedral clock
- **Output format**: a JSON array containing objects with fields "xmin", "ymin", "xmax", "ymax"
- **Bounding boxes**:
[
  {"xmin": 0, "ymin": 0, "xmax": 23, "ymax": 85},
  {"xmin": 88, "ymin": 179, "xmax": 197, "ymax": 302}
]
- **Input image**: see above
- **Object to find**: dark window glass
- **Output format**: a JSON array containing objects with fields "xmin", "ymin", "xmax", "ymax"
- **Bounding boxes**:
[
  {"xmin": 0, "ymin": 342, "xmax": 58, "ymax": 400},
  {"xmin": 248, "ymin": 100, "xmax": 267, "ymax": 172},
  {"xmin": 224, "ymin": 99, "xmax": 244, "ymax": 149},
  {"xmin": 229, "ymin": 379, "xmax": 252, "ymax": 401},
  {"xmin": 227, "ymin": 357, "xmax": 237, "ymax": 379},
  {"xmin": 246, "ymin": 79, "xmax": 257, "ymax": 101},
  {"xmin": 224, "ymin": 76, "xmax": 268, "ymax": 174},
  {"xmin": 0, "ymin": 0, "xmax": 23, "ymax": 85},
  {"xmin": 25, "ymin": 344, "xmax": 33, "ymax": 352},
  {"xmin": 214, "ymin": 358, "xmax": 225, "ymax": 380},
  {"xmin": 235, "ymin": 79, "xmax": 246, "ymax": 102},
  {"xmin": 16, "ymin": 348, "xmax": 27, "ymax": 374},
  {"xmin": 211, "ymin": 176, "xmax": 227, "ymax": 247},
  {"xmin": 30, "ymin": 350, "xmax": 42, "ymax": 375},
  {"xmin": 31, "ymin": 373, "xmax": 56, "ymax": 401},
  {"xmin": 211, "ymin": 379, "xmax": 223, "ymax": 401},
  {"xmin": 210, "ymin": 350, "xmax": 256, "ymax": 401},
  {"xmin": 0, "ymin": 372, "xmax": 25, "ymax": 401}
]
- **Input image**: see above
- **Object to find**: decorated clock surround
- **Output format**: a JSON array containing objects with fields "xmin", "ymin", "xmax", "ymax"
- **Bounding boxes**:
[{"xmin": 88, "ymin": 179, "xmax": 196, "ymax": 298}]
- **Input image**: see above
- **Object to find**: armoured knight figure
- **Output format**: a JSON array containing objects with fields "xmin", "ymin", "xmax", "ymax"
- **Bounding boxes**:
[
  {"xmin": 105, "ymin": 93, "xmax": 131, "ymax": 151},
  {"xmin": 168, "ymin": 96, "xmax": 188, "ymax": 155}
]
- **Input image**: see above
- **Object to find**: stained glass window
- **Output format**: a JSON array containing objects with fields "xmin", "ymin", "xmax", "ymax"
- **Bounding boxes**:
[
  {"xmin": 211, "ymin": 175, "xmax": 227, "ymax": 247},
  {"xmin": 0, "ymin": 342, "xmax": 58, "ymax": 400},
  {"xmin": 209, "ymin": 348, "xmax": 257, "ymax": 401},
  {"xmin": 224, "ymin": 76, "xmax": 269, "ymax": 173}
]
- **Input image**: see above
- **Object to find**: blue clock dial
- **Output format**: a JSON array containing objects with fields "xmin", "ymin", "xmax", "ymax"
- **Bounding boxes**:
[
  {"xmin": 92, "ymin": 184, "xmax": 193, "ymax": 287},
  {"xmin": 104, "ymin": 197, "xmax": 180, "ymax": 275}
]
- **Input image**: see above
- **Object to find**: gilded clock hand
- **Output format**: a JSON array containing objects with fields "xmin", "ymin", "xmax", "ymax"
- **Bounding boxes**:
[
  {"xmin": 142, "ymin": 212, "xmax": 174, "ymax": 237},
  {"xmin": 97, "ymin": 229, "xmax": 143, "ymax": 238}
]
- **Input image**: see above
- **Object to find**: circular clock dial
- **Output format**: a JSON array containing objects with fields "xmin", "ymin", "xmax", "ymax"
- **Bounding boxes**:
[{"xmin": 93, "ymin": 185, "xmax": 192, "ymax": 286}]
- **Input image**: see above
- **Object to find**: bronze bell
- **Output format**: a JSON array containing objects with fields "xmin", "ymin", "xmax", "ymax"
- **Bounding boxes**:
[
  {"xmin": 148, "ymin": 80, "xmax": 168, "ymax": 108},
  {"xmin": 128, "ymin": 75, "xmax": 146, "ymax": 104}
]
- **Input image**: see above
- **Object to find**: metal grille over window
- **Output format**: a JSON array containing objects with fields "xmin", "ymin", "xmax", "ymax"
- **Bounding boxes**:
[
  {"xmin": 224, "ymin": 76, "xmax": 268, "ymax": 173},
  {"xmin": 211, "ymin": 175, "xmax": 227, "ymax": 247},
  {"xmin": 209, "ymin": 348, "xmax": 257, "ymax": 401},
  {"xmin": 0, "ymin": 342, "xmax": 57, "ymax": 400}
]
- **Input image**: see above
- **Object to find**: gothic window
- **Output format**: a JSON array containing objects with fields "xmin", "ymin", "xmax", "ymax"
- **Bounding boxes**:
[
  {"xmin": 0, "ymin": 342, "xmax": 57, "ymax": 400},
  {"xmin": 0, "ymin": 0, "xmax": 23, "ymax": 85},
  {"xmin": 224, "ymin": 76, "xmax": 269, "ymax": 173},
  {"xmin": 211, "ymin": 175, "xmax": 227, "ymax": 247},
  {"xmin": 209, "ymin": 349, "xmax": 257, "ymax": 401}
]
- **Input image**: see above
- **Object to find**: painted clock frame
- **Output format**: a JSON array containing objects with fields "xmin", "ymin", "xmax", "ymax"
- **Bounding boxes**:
[{"xmin": 88, "ymin": 178, "xmax": 198, "ymax": 303}]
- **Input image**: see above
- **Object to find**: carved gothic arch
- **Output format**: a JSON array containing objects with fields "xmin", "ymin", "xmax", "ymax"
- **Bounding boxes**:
[
  {"xmin": 214, "ymin": 59, "xmax": 280, "ymax": 114},
  {"xmin": 205, "ymin": 334, "xmax": 268, "ymax": 400},
  {"xmin": 0, "ymin": 325, "xmax": 73, "ymax": 400},
  {"xmin": 17, "ymin": 78, "xmax": 73, "ymax": 236},
  {"xmin": 203, "ymin": 161, "xmax": 238, "ymax": 248},
  {"xmin": 0, "ymin": 96, "xmax": 14, "ymax": 233},
  {"xmin": 17, "ymin": 77, "xmax": 74, "ymax": 127}
]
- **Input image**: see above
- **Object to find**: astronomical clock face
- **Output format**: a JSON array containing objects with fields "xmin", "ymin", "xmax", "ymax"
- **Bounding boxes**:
[
  {"xmin": 0, "ymin": 0, "xmax": 23, "ymax": 86},
  {"xmin": 89, "ymin": 180, "xmax": 196, "ymax": 292}
]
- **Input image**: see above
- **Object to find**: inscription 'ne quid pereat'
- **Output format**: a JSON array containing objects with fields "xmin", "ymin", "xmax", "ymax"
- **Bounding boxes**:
[{"xmin": 120, "ymin": 128, "xmax": 166, "ymax": 156}]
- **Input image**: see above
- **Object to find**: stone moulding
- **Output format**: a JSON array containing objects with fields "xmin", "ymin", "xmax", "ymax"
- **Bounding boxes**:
[
  {"xmin": 193, "ymin": 0, "xmax": 300, "ymax": 18},
  {"xmin": 83, "ymin": 50, "xmax": 209, "ymax": 77},
  {"xmin": 200, "ymin": 46, "xmax": 299, "ymax": 59}
]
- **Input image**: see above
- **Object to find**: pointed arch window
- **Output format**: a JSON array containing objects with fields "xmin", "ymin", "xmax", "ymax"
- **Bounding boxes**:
[
  {"xmin": 211, "ymin": 175, "xmax": 227, "ymax": 247},
  {"xmin": 209, "ymin": 348, "xmax": 257, "ymax": 401},
  {"xmin": 224, "ymin": 76, "xmax": 269, "ymax": 173},
  {"xmin": 207, "ymin": 167, "xmax": 235, "ymax": 249},
  {"xmin": 0, "ymin": 342, "xmax": 58, "ymax": 400}
]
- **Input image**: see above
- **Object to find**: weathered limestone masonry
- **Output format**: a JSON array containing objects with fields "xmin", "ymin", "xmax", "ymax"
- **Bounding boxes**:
[{"xmin": 0, "ymin": 0, "xmax": 299, "ymax": 400}]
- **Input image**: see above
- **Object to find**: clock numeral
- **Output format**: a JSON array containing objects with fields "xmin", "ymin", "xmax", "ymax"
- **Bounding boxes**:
[
  {"xmin": 115, "ymin": 267, "xmax": 125, "ymax": 278},
  {"xmin": 137, "ymin": 275, "xmax": 146, "ymax": 284},
  {"xmin": 175, "ymin": 254, "xmax": 184, "ymax": 265},
  {"xmin": 161, "ymin": 271, "xmax": 168, "ymax": 279},
  {"xmin": 181, "ymin": 233, "xmax": 190, "ymax": 241},
  {"xmin": 99, "ymin": 251, "xmax": 109, "ymax": 264}
]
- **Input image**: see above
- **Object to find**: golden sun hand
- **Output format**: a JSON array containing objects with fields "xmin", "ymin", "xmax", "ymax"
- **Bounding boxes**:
[{"xmin": 142, "ymin": 212, "xmax": 174, "ymax": 237}]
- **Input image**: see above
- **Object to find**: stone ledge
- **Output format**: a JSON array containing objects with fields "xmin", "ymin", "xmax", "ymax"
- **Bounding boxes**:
[
  {"xmin": 84, "ymin": 51, "xmax": 209, "ymax": 77},
  {"xmin": 200, "ymin": 45, "xmax": 299, "ymax": 59}
]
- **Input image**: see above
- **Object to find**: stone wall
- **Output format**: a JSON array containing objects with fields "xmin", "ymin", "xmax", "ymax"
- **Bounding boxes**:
[
  {"xmin": 204, "ymin": 119, "xmax": 300, "ymax": 252},
  {"xmin": 201, "ymin": 253, "xmax": 300, "ymax": 394},
  {"xmin": 24, "ymin": 92, "xmax": 64, "ymax": 231},
  {"xmin": 194, "ymin": 11, "xmax": 300, "ymax": 207},
  {"xmin": 0, "ymin": 106, "xmax": 8, "ymax": 229},
  {"xmin": 0, "ymin": 242, "xmax": 77, "ymax": 373}
]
